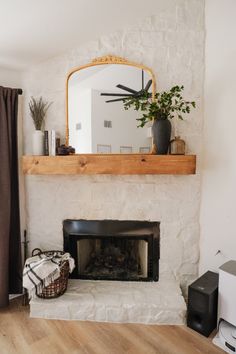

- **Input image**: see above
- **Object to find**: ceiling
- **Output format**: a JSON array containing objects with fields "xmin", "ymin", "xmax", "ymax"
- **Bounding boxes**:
[{"xmin": 0, "ymin": 0, "xmax": 159, "ymax": 71}]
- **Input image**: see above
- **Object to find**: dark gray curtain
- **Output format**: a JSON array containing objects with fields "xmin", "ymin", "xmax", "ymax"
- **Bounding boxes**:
[{"xmin": 0, "ymin": 86, "xmax": 22, "ymax": 308}]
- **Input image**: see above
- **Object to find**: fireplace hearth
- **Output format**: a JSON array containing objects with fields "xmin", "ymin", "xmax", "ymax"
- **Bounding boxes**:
[{"xmin": 63, "ymin": 219, "xmax": 160, "ymax": 281}]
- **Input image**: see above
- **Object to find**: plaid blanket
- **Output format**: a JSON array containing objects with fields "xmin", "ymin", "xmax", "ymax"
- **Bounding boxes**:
[{"xmin": 23, "ymin": 252, "xmax": 75, "ymax": 299}]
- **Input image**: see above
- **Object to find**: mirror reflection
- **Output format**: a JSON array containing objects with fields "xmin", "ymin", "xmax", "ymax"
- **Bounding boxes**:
[{"xmin": 68, "ymin": 63, "xmax": 154, "ymax": 154}]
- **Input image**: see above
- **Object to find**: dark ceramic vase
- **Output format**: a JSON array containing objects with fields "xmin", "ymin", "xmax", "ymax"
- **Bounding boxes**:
[{"xmin": 152, "ymin": 118, "xmax": 172, "ymax": 154}]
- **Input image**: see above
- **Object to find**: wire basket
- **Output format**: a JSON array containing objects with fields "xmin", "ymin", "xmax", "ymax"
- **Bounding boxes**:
[{"xmin": 31, "ymin": 248, "xmax": 70, "ymax": 299}]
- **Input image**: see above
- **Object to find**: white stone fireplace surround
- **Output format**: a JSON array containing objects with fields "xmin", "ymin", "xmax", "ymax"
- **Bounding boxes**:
[
  {"xmin": 26, "ymin": 174, "xmax": 200, "ymax": 292},
  {"xmin": 23, "ymin": 0, "xmax": 204, "ymax": 324},
  {"xmin": 29, "ymin": 205, "xmax": 188, "ymax": 325},
  {"xmin": 27, "ymin": 174, "xmax": 199, "ymax": 324}
]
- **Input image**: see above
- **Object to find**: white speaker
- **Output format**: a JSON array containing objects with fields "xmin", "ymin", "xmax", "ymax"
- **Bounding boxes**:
[{"xmin": 213, "ymin": 260, "xmax": 236, "ymax": 353}]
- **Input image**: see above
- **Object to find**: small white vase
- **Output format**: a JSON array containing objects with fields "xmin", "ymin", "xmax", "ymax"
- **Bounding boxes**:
[{"xmin": 32, "ymin": 130, "xmax": 44, "ymax": 155}]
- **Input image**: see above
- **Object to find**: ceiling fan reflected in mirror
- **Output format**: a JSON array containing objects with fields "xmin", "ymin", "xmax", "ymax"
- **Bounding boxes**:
[{"xmin": 100, "ymin": 69, "xmax": 152, "ymax": 103}]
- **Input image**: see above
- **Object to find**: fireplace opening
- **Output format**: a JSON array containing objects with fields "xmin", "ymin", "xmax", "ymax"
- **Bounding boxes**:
[
  {"xmin": 78, "ymin": 237, "xmax": 149, "ymax": 280},
  {"xmin": 63, "ymin": 220, "xmax": 160, "ymax": 281}
]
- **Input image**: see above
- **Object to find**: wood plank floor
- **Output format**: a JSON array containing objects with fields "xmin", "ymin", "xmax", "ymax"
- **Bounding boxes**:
[{"xmin": 0, "ymin": 298, "xmax": 225, "ymax": 354}]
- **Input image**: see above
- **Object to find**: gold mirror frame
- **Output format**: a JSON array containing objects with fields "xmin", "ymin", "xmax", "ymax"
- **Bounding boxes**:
[{"xmin": 65, "ymin": 55, "xmax": 157, "ymax": 147}]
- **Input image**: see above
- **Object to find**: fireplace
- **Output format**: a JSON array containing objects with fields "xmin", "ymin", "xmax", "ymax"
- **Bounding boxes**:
[{"xmin": 63, "ymin": 219, "xmax": 160, "ymax": 281}]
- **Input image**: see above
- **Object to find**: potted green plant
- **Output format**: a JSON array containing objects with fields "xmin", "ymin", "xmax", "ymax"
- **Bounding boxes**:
[
  {"xmin": 123, "ymin": 85, "xmax": 195, "ymax": 154},
  {"xmin": 29, "ymin": 97, "xmax": 52, "ymax": 155}
]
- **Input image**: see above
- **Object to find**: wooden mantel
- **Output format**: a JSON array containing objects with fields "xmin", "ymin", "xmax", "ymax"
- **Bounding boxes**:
[{"xmin": 21, "ymin": 154, "xmax": 196, "ymax": 175}]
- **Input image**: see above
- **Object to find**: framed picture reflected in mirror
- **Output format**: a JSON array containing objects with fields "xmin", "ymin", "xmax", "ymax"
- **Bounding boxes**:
[
  {"xmin": 139, "ymin": 147, "xmax": 150, "ymax": 153},
  {"xmin": 97, "ymin": 144, "xmax": 112, "ymax": 154},
  {"xmin": 120, "ymin": 146, "xmax": 133, "ymax": 154}
]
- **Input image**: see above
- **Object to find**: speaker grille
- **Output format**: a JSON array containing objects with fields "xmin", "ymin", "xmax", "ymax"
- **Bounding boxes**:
[{"xmin": 189, "ymin": 290, "xmax": 207, "ymax": 313}]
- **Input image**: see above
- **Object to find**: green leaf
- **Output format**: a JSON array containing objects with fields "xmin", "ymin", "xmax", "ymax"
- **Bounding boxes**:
[{"xmin": 122, "ymin": 84, "xmax": 196, "ymax": 127}]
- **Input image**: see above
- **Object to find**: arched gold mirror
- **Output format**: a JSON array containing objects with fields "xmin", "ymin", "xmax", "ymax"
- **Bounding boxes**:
[{"xmin": 66, "ymin": 55, "xmax": 156, "ymax": 154}]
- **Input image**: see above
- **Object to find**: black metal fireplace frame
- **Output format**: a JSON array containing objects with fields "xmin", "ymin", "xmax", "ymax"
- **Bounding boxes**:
[{"xmin": 63, "ymin": 219, "xmax": 160, "ymax": 282}]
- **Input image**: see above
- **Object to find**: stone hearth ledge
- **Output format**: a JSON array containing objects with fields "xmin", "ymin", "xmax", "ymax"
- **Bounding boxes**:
[{"xmin": 30, "ymin": 275, "xmax": 186, "ymax": 324}]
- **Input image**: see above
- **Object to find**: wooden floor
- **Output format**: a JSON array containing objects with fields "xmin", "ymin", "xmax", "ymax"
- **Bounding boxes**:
[{"xmin": 0, "ymin": 298, "xmax": 225, "ymax": 354}]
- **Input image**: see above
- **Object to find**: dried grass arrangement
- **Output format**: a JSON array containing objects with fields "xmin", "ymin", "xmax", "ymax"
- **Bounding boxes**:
[{"xmin": 29, "ymin": 97, "xmax": 52, "ymax": 130}]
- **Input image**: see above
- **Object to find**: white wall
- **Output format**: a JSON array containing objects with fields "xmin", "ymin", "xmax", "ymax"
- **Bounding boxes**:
[
  {"xmin": 91, "ymin": 89, "xmax": 151, "ymax": 153},
  {"xmin": 69, "ymin": 86, "xmax": 92, "ymax": 153},
  {"xmin": 199, "ymin": 0, "xmax": 236, "ymax": 274},
  {"xmin": 0, "ymin": 67, "xmax": 22, "ymax": 88}
]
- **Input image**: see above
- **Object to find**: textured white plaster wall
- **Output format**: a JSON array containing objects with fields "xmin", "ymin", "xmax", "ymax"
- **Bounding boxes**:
[
  {"xmin": 200, "ymin": 0, "xmax": 236, "ymax": 274},
  {"xmin": 23, "ymin": 0, "xmax": 205, "ymax": 292}
]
